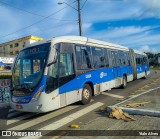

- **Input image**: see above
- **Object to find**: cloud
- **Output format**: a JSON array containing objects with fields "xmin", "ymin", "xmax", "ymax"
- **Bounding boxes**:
[
  {"xmin": 138, "ymin": 0, "xmax": 160, "ymax": 18},
  {"xmin": 84, "ymin": 25, "xmax": 160, "ymax": 53},
  {"xmin": 0, "ymin": 0, "xmax": 159, "ymax": 55},
  {"xmin": 82, "ymin": 0, "xmax": 143, "ymax": 22},
  {"xmin": 137, "ymin": 45, "xmax": 157, "ymax": 53}
]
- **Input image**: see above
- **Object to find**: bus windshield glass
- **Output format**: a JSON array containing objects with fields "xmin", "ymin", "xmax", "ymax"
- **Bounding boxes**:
[{"xmin": 12, "ymin": 43, "xmax": 50, "ymax": 94}]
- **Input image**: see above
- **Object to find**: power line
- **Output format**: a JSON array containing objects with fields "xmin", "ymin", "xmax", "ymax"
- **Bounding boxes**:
[
  {"xmin": 0, "ymin": 1, "xmax": 77, "ymax": 39},
  {"xmin": 0, "ymin": 21, "xmax": 76, "ymax": 44},
  {"xmin": 81, "ymin": 0, "xmax": 88, "ymax": 10},
  {"xmin": 0, "ymin": 1, "xmax": 76, "ymax": 22}
]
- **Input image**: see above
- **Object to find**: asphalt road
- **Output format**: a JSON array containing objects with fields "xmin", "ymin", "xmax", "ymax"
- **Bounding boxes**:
[{"xmin": 0, "ymin": 70, "xmax": 159, "ymax": 139}]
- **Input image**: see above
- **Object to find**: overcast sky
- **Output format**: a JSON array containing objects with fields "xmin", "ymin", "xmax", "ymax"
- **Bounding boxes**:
[{"xmin": 0, "ymin": 0, "xmax": 160, "ymax": 53}]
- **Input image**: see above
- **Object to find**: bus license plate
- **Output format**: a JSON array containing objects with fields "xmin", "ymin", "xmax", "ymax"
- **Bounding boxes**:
[{"xmin": 16, "ymin": 105, "xmax": 23, "ymax": 109}]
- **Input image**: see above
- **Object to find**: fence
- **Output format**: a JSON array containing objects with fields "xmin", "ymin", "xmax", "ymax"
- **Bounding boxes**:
[{"xmin": 0, "ymin": 79, "xmax": 10, "ymax": 107}]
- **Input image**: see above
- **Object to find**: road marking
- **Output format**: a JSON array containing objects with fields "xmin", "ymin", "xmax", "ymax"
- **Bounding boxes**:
[
  {"xmin": 7, "ymin": 113, "xmax": 37, "ymax": 125},
  {"xmin": 102, "ymin": 92, "xmax": 124, "ymax": 99},
  {"xmin": 40, "ymin": 102, "xmax": 103, "ymax": 130},
  {"xmin": 8, "ymin": 105, "xmax": 81, "ymax": 130},
  {"xmin": 19, "ymin": 102, "xmax": 104, "ymax": 139},
  {"xmin": 113, "ymin": 86, "xmax": 160, "ymax": 106},
  {"xmin": 8, "ymin": 111, "xmax": 23, "ymax": 118},
  {"xmin": 91, "ymin": 99, "xmax": 94, "ymax": 102}
]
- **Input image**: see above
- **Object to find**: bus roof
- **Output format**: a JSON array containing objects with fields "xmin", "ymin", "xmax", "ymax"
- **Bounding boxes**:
[{"xmin": 23, "ymin": 36, "xmax": 146, "ymax": 55}]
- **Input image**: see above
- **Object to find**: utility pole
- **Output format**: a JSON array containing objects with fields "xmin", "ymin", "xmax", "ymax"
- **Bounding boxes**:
[
  {"xmin": 58, "ymin": 0, "xmax": 83, "ymax": 36},
  {"xmin": 78, "ymin": 0, "xmax": 82, "ymax": 36}
]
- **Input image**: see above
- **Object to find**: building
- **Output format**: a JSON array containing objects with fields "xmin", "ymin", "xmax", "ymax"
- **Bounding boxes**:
[
  {"xmin": 0, "ymin": 35, "xmax": 44, "ymax": 57},
  {"xmin": 0, "ymin": 35, "xmax": 44, "ymax": 70}
]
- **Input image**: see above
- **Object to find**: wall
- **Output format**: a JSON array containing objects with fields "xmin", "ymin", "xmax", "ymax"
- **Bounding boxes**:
[{"xmin": 0, "ymin": 79, "xmax": 10, "ymax": 107}]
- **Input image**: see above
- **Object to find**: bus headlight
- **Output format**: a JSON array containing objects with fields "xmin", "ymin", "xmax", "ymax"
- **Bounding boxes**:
[{"xmin": 31, "ymin": 86, "xmax": 44, "ymax": 102}]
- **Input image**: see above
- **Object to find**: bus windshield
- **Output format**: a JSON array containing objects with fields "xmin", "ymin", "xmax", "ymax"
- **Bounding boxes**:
[{"xmin": 12, "ymin": 43, "xmax": 50, "ymax": 95}]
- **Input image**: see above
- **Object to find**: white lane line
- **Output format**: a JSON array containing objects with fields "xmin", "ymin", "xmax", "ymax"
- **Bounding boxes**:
[
  {"xmin": 7, "ymin": 113, "xmax": 37, "ymax": 125},
  {"xmin": 113, "ymin": 86, "xmax": 160, "ymax": 106},
  {"xmin": 102, "ymin": 92, "xmax": 124, "ymax": 99},
  {"xmin": 8, "ymin": 111, "xmax": 23, "ymax": 118},
  {"xmin": 40, "ymin": 102, "xmax": 103, "ymax": 130},
  {"xmin": 19, "ymin": 102, "xmax": 104, "ymax": 139},
  {"xmin": 8, "ymin": 105, "xmax": 81, "ymax": 130}
]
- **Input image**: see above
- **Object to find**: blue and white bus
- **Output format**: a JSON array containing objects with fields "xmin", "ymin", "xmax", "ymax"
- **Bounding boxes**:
[{"xmin": 10, "ymin": 36, "xmax": 150, "ymax": 112}]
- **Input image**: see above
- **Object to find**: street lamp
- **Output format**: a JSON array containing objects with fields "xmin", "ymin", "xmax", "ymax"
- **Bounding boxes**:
[{"xmin": 58, "ymin": 0, "xmax": 82, "ymax": 36}]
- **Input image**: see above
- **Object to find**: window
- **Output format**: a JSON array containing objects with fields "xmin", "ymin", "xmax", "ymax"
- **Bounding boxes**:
[
  {"xmin": 136, "ymin": 54, "xmax": 141, "ymax": 65},
  {"xmin": 92, "ymin": 47, "xmax": 105, "ymax": 68},
  {"xmin": 47, "ymin": 62, "xmax": 58, "ymax": 93},
  {"xmin": 140, "ymin": 55, "xmax": 143, "ymax": 65},
  {"xmin": 23, "ymin": 59, "xmax": 31, "ymax": 77},
  {"xmin": 10, "ymin": 44, "xmax": 13, "ymax": 48},
  {"xmin": 33, "ymin": 59, "xmax": 40, "ymax": 73},
  {"xmin": 15, "ymin": 51, "xmax": 19, "ymax": 54},
  {"xmin": 127, "ymin": 53, "xmax": 131, "ymax": 66},
  {"xmin": 143, "ymin": 56, "xmax": 148, "ymax": 65},
  {"xmin": 15, "ymin": 43, "xmax": 19, "ymax": 47},
  {"xmin": 10, "ymin": 52, "xmax": 13, "ymax": 55},
  {"xmin": 103, "ymin": 48, "xmax": 109, "ymax": 67},
  {"xmin": 111, "ymin": 51, "xmax": 119, "ymax": 67},
  {"xmin": 59, "ymin": 53, "xmax": 74, "ymax": 77},
  {"xmin": 118, "ymin": 51, "xmax": 128, "ymax": 66},
  {"xmin": 75, "ymin": 45, "xmax": 92, "ymax": 70}
]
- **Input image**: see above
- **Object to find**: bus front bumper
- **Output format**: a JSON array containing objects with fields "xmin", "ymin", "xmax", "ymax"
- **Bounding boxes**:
[{"xmin": 10, "ymin": 101, "xmax": 47, "ymax": 113}]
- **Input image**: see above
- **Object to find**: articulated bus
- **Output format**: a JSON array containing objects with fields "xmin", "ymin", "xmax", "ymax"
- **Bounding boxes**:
[{"xmin": 10, "ymin": 36, "xmax": 150, "ymax": 112}]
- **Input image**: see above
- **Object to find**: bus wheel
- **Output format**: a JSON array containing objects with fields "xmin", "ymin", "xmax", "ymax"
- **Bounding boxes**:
[
  {"xmin": 122, "ymin": 76, "xmax": 127, "ymax": 89},
  {"xmin": 81, "ymin": 84, "xmax": 92, "ymax": 105}
]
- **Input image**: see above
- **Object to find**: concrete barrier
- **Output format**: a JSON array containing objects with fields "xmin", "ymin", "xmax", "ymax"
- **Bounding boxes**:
[{"xmin": 0, "ymin": 79, "xmax": 11, "ymax": 108}]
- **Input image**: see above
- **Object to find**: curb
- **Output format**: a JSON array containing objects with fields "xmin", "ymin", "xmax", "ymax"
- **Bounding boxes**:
[
  {"xmin": 108, "ymin": 106, "xmax": 160, "ymax": 117},
  {"xmin": 112, "ymin": 86, "xmax": 160, "ymax": 107}
]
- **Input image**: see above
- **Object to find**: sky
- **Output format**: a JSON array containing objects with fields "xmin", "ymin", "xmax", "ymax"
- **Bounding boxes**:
[{"xmin": 0, "ymin": 0, "xmax": 160, "ymax": 53}]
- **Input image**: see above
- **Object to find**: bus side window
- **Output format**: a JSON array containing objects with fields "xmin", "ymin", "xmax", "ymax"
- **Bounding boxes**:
[
  {"xmin": 92, "ymin": 47, "xmax": 105, "ymax": 68},
  {"xmin": 59, "ymin": 53, "xmax": 74, "ymax": 77},
  {"xmin": 75, "ymin": 45, "xmax": 92, "ymax": 70},
  {"xmin": 103, "ymin": 48, "xmax": 109, "ymax": 67},
  {"xmin": 127, "ymin": 53, "xmax": 131, "ymax": 66},
  {"xmin": 124, "ymin": 52, "xmax": 129, "ymax": 66},
  {"xmin": 118, "ymin": 51, "xmax": 126, "ymax": 66},
  {"xmin": 136, "ymin": 54, "xmax": 140, "ymax": 65}
]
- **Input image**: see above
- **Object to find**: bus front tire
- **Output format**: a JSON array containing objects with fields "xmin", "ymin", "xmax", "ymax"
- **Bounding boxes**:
[
  {"xmin": 122, "ymin": 76, "xmax": 127, "ymax": 89},
  {"xmin": 81, "ymin": 84, "xmax": 92, "ymax": 105}
]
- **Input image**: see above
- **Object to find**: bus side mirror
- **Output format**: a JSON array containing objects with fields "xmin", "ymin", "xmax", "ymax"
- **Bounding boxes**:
[{"xmin": 47, "ymin": 47, "xmax": 57, "ymax": 66}]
